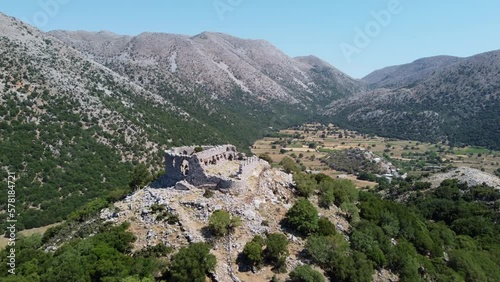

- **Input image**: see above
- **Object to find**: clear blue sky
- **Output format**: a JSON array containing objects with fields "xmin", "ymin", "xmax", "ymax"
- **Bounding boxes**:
[{"xmin": 1, "ymin": 0, "xmax": 499, "ymax": 78}]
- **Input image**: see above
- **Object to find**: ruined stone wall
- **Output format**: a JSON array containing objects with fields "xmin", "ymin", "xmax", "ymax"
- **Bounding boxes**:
[
  {"xmin": 168, "ymin": 145, "xmax": 214, "ymax": 156},
  {"xmin": 164, "ymin": 145, "xmax": 238, "ymax": 189},
  {"xmin": 196, "ymin": 145, "xmax": 237, "ymax": 166},
  {"xmin": 238, "ymin": 156, "xmax": 269, "ymax": 178},
  {"xmin": 164, "ymin": 154, "xmax": 190, "ymax": 183}
]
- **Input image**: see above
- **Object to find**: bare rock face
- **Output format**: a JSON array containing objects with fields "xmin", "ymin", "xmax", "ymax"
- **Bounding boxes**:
[
  {"xmin": 362, "ymin": 55, "xmax": 463, "ymax": 89},
  {"xmin": 48, "ymin": 30, "xmax": 362, "ymax": 105}
]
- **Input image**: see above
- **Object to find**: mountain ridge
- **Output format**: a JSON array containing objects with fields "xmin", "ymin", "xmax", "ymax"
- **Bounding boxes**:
[
  {"xmin": 48, "ymin": 29, "xmax": 362, "ymax": 104},
  {"xmin": 325, "ymin": 49, "xmax": 500, "ymax": 148}
]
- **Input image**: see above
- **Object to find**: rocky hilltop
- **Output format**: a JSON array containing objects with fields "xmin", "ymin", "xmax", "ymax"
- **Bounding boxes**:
[
  {"xmin": 98, "ymin": 144, "xmax": 353, "ymax": 281},
  {"xmin": 361, "ymin": 55, "xmax": 463, "ymax": 89},
  {"xmin": 105, "ymin": 167, "xmax": 296, "ymax": 281}
]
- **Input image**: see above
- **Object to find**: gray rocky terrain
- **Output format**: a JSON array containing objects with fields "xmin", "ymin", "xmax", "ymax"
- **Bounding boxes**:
[
  {"xmin": 49, "ymin": 30, "xmax": 362, "ymax": 106},
  {"xmin": 425, "ymin": 167, "xmax": 500, "ymax": 190}
]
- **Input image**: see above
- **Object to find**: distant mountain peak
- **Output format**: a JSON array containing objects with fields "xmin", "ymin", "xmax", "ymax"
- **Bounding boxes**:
[{"xmin": 50, "ymin": 28, "xmax": 361, "ymax": 103}]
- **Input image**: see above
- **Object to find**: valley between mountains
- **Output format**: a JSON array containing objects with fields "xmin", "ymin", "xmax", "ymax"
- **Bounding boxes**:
[{"xmin": 0, "ymin": 11, "xmax": 499, "ymax": 282}]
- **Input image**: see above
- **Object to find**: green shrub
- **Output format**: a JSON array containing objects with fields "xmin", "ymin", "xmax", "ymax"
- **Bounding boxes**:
[
  {"xmin": 243, "ymin": 237, "xmax": 264, "ymax": 267},
  {"xmin": 317, "ymin": 218, "xmax": 337, "ymax": 236},
  {"xmin": 293, "ymin": 173, "xmax": 317, "ymax": 198},
  {"xmin": 286, "ymin": 198, "xmax": 319, "ymax": 236},
  {"xmin": 289, "ymin": 265, "xmax": 325, "ymax": 282},
  {"xmin": 168, "ymin": 243, "xmax": 216, "ymax": 282},
  {"xmin": 208, "ymin": 210, "xmax": 241, "ymax": 237},
  {"xmin": 259, "ymin": 153, "xmax": 273, "ymax": 164},
  {"xmin": 280, "ymin": 156, "xmax": 300, "ymax": 173},
  {"xmin": 266, "ymin": 233, "xmax": 289, "ymax": 273},
  {"xmin": 129, "ymin": 164, "xmax": 152, "ymax": 190}
]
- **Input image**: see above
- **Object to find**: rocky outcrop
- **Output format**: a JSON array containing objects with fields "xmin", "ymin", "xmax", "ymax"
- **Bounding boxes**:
[{"xmin": 424, "ymin": 167, "xmax": 500, "ymax": 189}]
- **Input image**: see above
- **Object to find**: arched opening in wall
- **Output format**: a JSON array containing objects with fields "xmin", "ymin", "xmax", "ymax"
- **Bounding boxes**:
[
  {"xmin": 183, "ymin": 150, "xmax": 188, "ymax": 155},
  {"xmin": 212, "ymin": 156, "xmax": 217, "ymax": 165},
  {"xmin": 181, "ymin": 159, "xmax": 190, "ymax": 176},
  {"xmin": 226, "ymin": 147, "xmax": 230, "ymax": 152},
  {"xmin": 228, "ymin": 154, "xmax": 234, "ymax": 161}
]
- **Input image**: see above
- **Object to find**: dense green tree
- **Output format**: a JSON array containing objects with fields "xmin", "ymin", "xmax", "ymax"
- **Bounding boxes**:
[
  {"xmin": 293, "ymin": 173, "xmax": 318, "ymax": 197},
  {"xmin": 243, "ymin": 241, "xmax": 263, "ymax": 267},
  {"xmin": 332, "ymin": 179, "xmax": 358, "ymax": 206},
  {"xmin": 0, "ymin": 223, "xmax": 157, "ymax": 282},
  {"xmin": 341, "ymin": 251, "xmax": 374, "ymax": 282},
  {"xmin": 340, "ymin": 202, "xmax": 360, "ymax": 224},
  {"xmin": 388, "ymin": 240, "xmax": 421, "ymax": 281},
  {"xmin": 451, "ymin": 216, "xmax": 494, "ymax": 238},
  {"xmin": 208, "ymin": 210, "xmax": 241, "ymax": 237},
  {"xmin": 280, "ymin": 157, "xmax": 300, "ymax": 173},
  {"xmin": 305, "ymin": 234, "xmax": 349, "ymax": 268},
  {"xmin": 350, "ymin": 226, "xmax": 387, "ymax": 267},
  {"xmin": 317, "ymin": 217, "xmax": 337, "ymax": 237},
  {"xmin": 243, "ymin": 236, "xmax": 265, "ymax": 268},
  {"xmin": 286, "ymin": 198, "xmax": 319, "ymax": 236},
  {"xmin": 129, "ymin": 164, "xmax": 152, "ymax": 190},
  {"xmin": 289, "ymin": 265, "xmax": 325, "ymax": 282},
  {"xmin": 168, "ymin": 243, "xmax": 216, "ymax": 282},
  {"xmin": 318, "ymin": 180, "xmax": 336, "ymax": 208},
  {"xmin": 379, "ymin": 211, "xmax": 400, "ymax": 237},
  {"xmin": 265, "ymin": 233, "xmax": 289, "ymax": 272},
  {"xmin": 448, "ymin": 248, "xmax": 500, "ymax": 282}
]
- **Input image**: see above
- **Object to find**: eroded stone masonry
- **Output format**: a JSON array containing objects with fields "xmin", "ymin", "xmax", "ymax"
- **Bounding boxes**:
[{"xmin": 163, "ymin": 145, "xmax": 269, "ymax": 189}]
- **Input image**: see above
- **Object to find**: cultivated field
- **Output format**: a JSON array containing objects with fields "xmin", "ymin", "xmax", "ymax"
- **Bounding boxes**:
[
  {"xmin": 0, "ymin": 222, "xmax": 61, "ymax": 249},
  {"xmin": 252, "ymin": 123, "xmax": 500, "ymax": 187}
]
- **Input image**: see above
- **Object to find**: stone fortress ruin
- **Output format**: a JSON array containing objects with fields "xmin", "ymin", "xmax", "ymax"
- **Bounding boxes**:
[{"xmin": 163, "ymin": 144, "xmax": 268, "ymax": 189}]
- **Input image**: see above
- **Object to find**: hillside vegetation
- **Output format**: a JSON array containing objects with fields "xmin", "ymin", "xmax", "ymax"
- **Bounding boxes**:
[{"xmin": 1, "ymin": 166, "xmax": 498, "ymax": 281}]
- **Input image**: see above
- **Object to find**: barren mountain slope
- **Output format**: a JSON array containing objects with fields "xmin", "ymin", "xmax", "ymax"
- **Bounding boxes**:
[
  {"xmin": 49, "ymin": 30, "xmax": 363, "ymax": 106},
  {"xmin": 362, "ymin": 55, "xmax": 463, "ymax": 89},
  {"xmin": 324, "ymin": 50, "xmax": 500, "ymax": 149}
]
